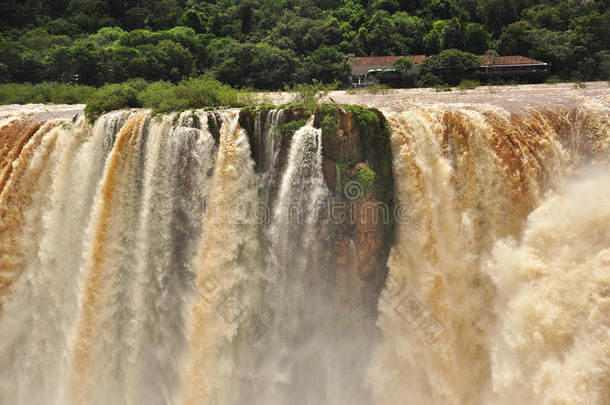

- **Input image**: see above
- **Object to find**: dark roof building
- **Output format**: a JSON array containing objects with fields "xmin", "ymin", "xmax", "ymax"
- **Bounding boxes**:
[
  {"xmin": 348, "ymin": 55, "xmax": 549, "ymax": 81},
  {"xmin": 478, "ymin": 55, "xmax": 546, "ymax": 67},
  {"xmin": 348, "ymin": 55, "xmax": 427, "ymax": 76}
]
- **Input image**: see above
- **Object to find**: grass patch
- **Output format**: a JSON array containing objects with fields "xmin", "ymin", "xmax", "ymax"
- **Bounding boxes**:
[
  {"xmin": 546, "ymin": 75, "xmax": 561, "ymax": 84},
  {"xmin": 280, "ymin": 118, "xmax": 308, "ymax": 135},
  {"xmin": 0, "ymin": 82, "xmax": 96, "ymax": 105},
  {"xmin": 2, "ymin": 74, "xmax": 257, "ymax": 122},
  {"xmin": 345, "ymin": 84, "xmax": 390, "ymax": 95},
  {"xmin": 285, "ymin": 80, "xmax": 338, "ymax": 111},
  {"xmin": 434, "ymin": 83, "xmax": 452, "ymax": 92}
]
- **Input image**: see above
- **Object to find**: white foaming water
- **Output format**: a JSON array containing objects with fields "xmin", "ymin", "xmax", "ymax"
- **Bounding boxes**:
[
  {"xmin": 484, "ymin": 169, "xmax": 610, "ymax": 405},
  {"xmin": 71, "ymin": 112, "xmax": 150, "ymax": 404}
]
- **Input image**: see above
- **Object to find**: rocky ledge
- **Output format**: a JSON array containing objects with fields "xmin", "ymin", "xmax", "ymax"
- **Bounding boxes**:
[{"xmin": 240, "ymin": 105, "xmax": 394, "ymax": 312}]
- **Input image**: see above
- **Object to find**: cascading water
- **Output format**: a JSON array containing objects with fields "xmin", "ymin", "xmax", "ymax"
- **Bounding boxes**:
[
  {"xmin": 0, "ymin": 92, "xmax": 608, "ymax": 405},
  {"xmin": 0, "ymin": 112, "xmax": 130, "ymax": 405},
  {"xmin": 268, "ymin": 123, "xmax": 328, "ymax": 277},
  {"xmin": 251, "ymin": 124, "xmax": 334, "ymax": 404},
  {"xmin": 181, "ymin": 112, "xmax": 261, "ymax": 405},
  {"xmin": 369, "ymin": 105, "xmax": 609, "ymax": 405},
  {"xmin": 484, "ymin": 168, "xmax": 610, "ymax": 405}
]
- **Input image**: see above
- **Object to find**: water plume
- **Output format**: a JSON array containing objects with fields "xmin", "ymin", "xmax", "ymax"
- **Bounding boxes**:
[{"xmin": 484, "ymin": 168, "xmax": 610, "ymax": 405}]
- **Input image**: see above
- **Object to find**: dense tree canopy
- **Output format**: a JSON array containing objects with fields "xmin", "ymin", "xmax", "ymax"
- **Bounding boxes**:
[{"xmin": 1, "ymin": 0, "xmax": 609, "ymax": 88}]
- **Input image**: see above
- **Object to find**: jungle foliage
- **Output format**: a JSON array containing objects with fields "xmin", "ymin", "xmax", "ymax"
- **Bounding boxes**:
[{"xmin": 0, "ymin": 0, "xmax": 609, "ymax": 89}]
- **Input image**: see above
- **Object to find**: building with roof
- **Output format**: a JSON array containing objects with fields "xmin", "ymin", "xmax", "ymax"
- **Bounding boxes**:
[
  {"xmin": 476, "ymin": 55, "xmax": 550, "ymax": 79},
  {"xmin": 348, "ymin": 55, "xmax": 549, "ymax": 84},
  {"xmin": 348, "ymin": 55, "xmax": 427, "ymax": 77}
]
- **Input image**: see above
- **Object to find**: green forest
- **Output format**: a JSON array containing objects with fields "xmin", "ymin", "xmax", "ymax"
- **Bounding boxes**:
[{"xmin": 1, "ymin": 0, "xmax": 609, "ymax": 90}]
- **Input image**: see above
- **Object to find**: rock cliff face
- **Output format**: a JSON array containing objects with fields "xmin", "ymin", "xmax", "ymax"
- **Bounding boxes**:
[{"xmin": 240, "ymin": 105, "xmax": 394, "ymax": 311}]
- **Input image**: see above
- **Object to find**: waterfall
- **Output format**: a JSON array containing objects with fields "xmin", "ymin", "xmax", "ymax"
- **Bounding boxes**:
[
  {"xmin": 0, "ymin": 112, "xmax": 128, "ymax": 404},
  {"xmin": 254, "ymin": 108, "xmax": 286, "ymax": 214},
  {"xmin": 241, "ymin": 124, "xmax": 334, "ymax": 405},
  {"xmin": 368, "ymin": 105, "xmax": 609, "ymax": 405},
  {"xmin": 253, "ymin": 108, "xmax": 285, "ymax": 174},
  {"xmin": 0, "ymin": 99, "xmax": 608, "ymax": 405},
  {"xmin": 181, "ymin": 112, "xmax": 261, "ymax": 405},
  {"xmin": 70, "ymin": 112, "xmax": 151, "ymax": 404},
  {"xmin": 268, "ymin": 124, "xmax": 328, "ymax": 277},
  {"xmin": 0, "ymin": 120, "xmax": 60, "ymax": 312}
]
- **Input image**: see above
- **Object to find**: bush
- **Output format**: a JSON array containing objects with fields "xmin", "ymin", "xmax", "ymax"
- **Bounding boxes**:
[
  {"xmin": 356, "ymin": 166, "xmax": 376, "ymax": 194},
  {"xmin": 280, "ymin": 118, "xmax": 308, "ymax": 135},
  {"xmin": 422, "ymin": 49, "xmax": 480, "ymax": 84},
  {"xmin": 320, "ymin": 113, "xmax": 340, "ymax": 138},
  {"xmin": 84, "ymin": 82, "xmax": 141, "ymax": 121},
  {"xmin": 545, "ymin": 75, "xmax": 561, "ymax": 84},
  {"xmin": 84, "ymin": 74, "xmax": 254, "ymax": 121},
  {"xmin": 136, "ymin": 80, "xmax": 175, "ymax": 109},
  {"xmin": 170, "ymin": 75, "xmax": 253, "ymax": 109},
  {"xmin": 457, "ymin": 79, "xmax": 480, "ymax": 90},
  {"xmin": 434, "ymin": 83, "xmax": 452, "ymax": 92},
  {"xmin": 347, "ymin": 105, "xmax": 391, "ymax": 169},
  {"xmin": 417, "ymin": 73, "xmax": 444, "ymax": 87},
  {"xmin": 392, "ymin": 57, "xmax": 414, "ymax": 71}
]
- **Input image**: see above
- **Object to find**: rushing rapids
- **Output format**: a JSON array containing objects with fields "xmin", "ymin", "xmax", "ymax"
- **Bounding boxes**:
[{"xmin": 0, "ymin": 85, "xmax": 609, "ymax": 405}]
